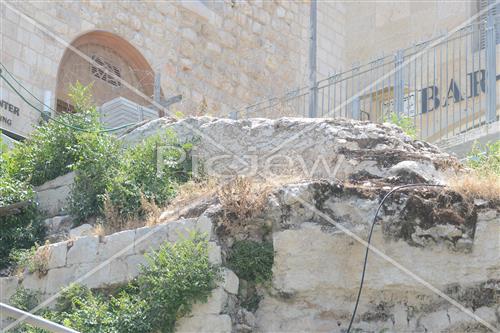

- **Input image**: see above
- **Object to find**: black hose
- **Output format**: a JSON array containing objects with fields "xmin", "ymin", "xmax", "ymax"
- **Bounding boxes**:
[{"xmin": 346, "ymin": 183, "xmax": 445, "ymax": 332}]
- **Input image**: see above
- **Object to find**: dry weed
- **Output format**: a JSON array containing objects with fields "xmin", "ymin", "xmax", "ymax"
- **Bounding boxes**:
[
  {"xmin": 32, "ymin": 241, "xmax": 51, "ymax": 278},
  {"xmin": 92, "ymin": 224, "xmax": 106, "ymax": 240},
  {"xmin": 140, "ymin": 193, "xmax": 161, "ymax": 226},
  {"xmin": 172, "ymin": 178, "xmax": 218, "ymax": 205},
  {"xmin": 101, "ymin": 193, "xmax": 158, "ymax": 234},
  {"xmin": 218, "ymin": 177, "xmax": 270, "ymax": 221},
  {"xmin": 448, "ymin": 171, "xmax": 500, "ymax": 203},
  {"xmin": 158, "ymin": 178, "xmax": 219, "ymax": 223}
]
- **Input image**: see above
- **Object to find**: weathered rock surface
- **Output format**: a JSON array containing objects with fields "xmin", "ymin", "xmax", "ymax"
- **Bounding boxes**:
[
  {"xmin": 43, "ymin": 215, "xmax": 73, "ymax": 242},
  {"xmin": 256, "ymin": 180, "xmax": 500, "ymax": 332},
  {"xmin": 3, "ymin": 118, "xmax": 497, "ymax": 332},
  {"xmin": 35, "ymin": 172, "xmax": 75, "ymax": 218},
  {"xmin": 122, "ymin": 117, "xmax": 459, "ymax": 180},
  {"xmin": 68, "ymin": 223, "xmax": 94, "ymax": 238}
]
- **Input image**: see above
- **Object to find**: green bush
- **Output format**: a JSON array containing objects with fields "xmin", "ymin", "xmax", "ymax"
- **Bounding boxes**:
[
  {"xmin": 138, "ymin": 232, "xmax": 219, "ymax": 331},
  {"xmin": 10, "ymin": 233, "xmax": 219, "ymax": 333},
  {"xmin": 227, "ymin": 240, "xmax": 274, "ymax": 283},
  {"xmin": 106, "ymin": 130, "xmax": 192, "ymax": 218},
  {"xmin": 467, "ymin": 140, "xmax": 500, "ymax": 176},
  {"xmin": 9, "ymin": 286, "xmax": 40, "ymax": 312},
  {"xmin": 0, "ymin": 174, "xmax": 45, "ymax": 269},
  {"xmin": 5, "ymin": 82, "xmax": 104, "ymax": 186},
  {"xmin": 68, "ymin": 131, "xmax": 121, "ymax": 224},
  {"xmin": 384, "ymin": 112, "xmax": 417, "ymax": 139},
  {"xmin": 3, "ymin": 82, "xmax": 192, "ymax": 228}
]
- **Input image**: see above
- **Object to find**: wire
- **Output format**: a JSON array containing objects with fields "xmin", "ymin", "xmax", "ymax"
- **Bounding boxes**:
[
  {"xmin": 0, "ymin": 62, "xmax": 55, "ymax": 113},
  {"xmin": 346, "ymin": 183, "xmax": 445, "ymax": 333},
  {"xmin": 0, "ymin": 66, "xmax": 138, "ymax": 133}
]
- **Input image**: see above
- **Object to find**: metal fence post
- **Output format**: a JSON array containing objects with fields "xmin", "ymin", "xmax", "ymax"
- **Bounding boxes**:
[
  {"xmin": 394, "ymin": 50, "xmax": 405, "ymax": 117},
  {"xmin": 485, "ymin": 6, "xmax": 497, "ymax": 123},
  {"xmin": 308, "ymin": 0, "xmax": 318, "ymax": 118}
]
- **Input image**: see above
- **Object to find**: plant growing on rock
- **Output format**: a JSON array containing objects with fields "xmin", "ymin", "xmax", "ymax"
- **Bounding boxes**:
[
  {"xmin": 9, "ymin": 233, "xmax": 220, "ymax": 333},
  {"xmin": 105, "ymin": 130, "xmax": 193, "ymax": 220},
  {"xmin": 218, "ymin": 177, "xmax": 269, "ymax": 221},
  {"xmin": 5, "ymin": 82, "xmax": 105, "ymax": 186},
  {"xmin": 228, "ymin": 240, "xmax": 274, "ymax": 283},
  {"xmin": 384, "ymin": 112, "xmax": 417, "ymax": 139},
  {"xmin": 450, "ymin": 140, "xmax": 500, "ymax": 203},
  {"xmin": 227, "ymin": 240, "xmax": 273, "ymax": 312},
  {"xmin": 0, "ymin": 174, "xmax": 44, "ymax": 270}
]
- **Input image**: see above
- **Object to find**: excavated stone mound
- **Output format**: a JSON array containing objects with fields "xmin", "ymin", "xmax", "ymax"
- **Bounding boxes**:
[
  {"xmin": 4, "ymin": 117, "xmax": 497, "ymax": 333},
  {"xmin": 122, "ymin": 117, "xmax": 460, "ymax": 182},
  {"xmin": 254, "ymin": 180, "xmax": 499, "ymax": 332}
]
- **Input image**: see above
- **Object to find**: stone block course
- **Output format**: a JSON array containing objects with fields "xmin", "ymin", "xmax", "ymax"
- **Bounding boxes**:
[{"xmin": 176, "ymin": 314, "xmax": 232, "ymax": 333}]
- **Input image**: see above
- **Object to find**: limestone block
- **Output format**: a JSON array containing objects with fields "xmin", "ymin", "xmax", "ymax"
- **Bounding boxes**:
[
  {"xmin": 478, "ymin": 209, "xmax": 498, "ymax": 222},
  {"xmin": 221, "ymin": 268, "xmax": 239, "ymax": 294},
  {"xmin": 73, "ymin": 259, "xmax": 129, "ymax": 289},
  {"xmin": 389, "ymin": 160, "xmax": 444, "ymax": 184},
  {"xmin": 166, "ymin": 218, "xmax": 197, "ymax": 242},
  {"xmin": 208, "ymin": 242, "xmax": 222, "ymax": 265},
  {"xmin": 176, "ymin": 314, "xmax": 232, "ymax": 333},
  {"xmin": 66, "ymin": 236, "xmax": 99, "ymax": 265},
  {"xmin": 47, "ymin": 242, "xmax": 68, "ymax": 269},
  {"xmin": 124, "ymin": 118, "xmax": 457, "ymax": 181},
  {"xmin": 22, "ymin": 272, "xmax": 47, "ymax": 294},
  {"xmin": 195, "ymin": 215, "xmax": 213, "ymax": 238},
  {"xmin": 190, "ymin": 287, "xmax": 228, "ymax": 315},
  {"xmin": 0, "ymin": 277, "xmax": 19, "ymax": 302},
  {"xmin": 125, "ymin": 254, "xmax": 148, "ymax": 279},
  {"xmin": 69, "ymin": 224, "xmax": 94, "ymax": 238},
  {"xmin": 134, "ymin": 224, "xmax": 169, "ymax": 254},
  {"xmin": 43, "ymin": 215, "xmax": 72, "ymax": 235},
  {"xmin": 43, "ymin": 266, "xmax": 77, "ymax": 295},
  {"xmin": 474, "ymin": 306, "xmax": 497, "ymax": 325},
  {"xmin": 35, "ymin": 172, "xmax": 75, "ymax": 217},
  {"xmin": 97, "ymin": 229, "xmax": 135, "ymax": 261}
]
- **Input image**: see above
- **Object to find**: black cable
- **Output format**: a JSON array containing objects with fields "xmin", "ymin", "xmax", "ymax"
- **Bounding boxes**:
[
  {"xmin": 346, "ymin": 183, "xmax": 445, "ymax": 333},
  {"xmin": 0, "ymin": 66, "xmax": 137, "ymax": 133}
]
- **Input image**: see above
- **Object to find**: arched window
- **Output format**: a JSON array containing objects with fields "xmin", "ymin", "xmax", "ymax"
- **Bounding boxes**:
[{"xmin": 56, "ymin": 31, "xmax": 156, "ymax": 113}]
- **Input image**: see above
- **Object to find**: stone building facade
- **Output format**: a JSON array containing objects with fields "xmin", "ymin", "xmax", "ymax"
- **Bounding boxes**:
[{"xmin": 0, "ymin": 0, "xmax": 493, "ymax": 139}]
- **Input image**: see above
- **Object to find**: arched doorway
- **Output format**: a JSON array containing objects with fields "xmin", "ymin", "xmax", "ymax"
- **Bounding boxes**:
[{"xmin": 56, "ymin": 31, "xmax": 156, "ymax": 113}]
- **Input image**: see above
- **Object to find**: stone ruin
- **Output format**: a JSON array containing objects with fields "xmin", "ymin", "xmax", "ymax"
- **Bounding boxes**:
[{"xmin": 1, "ymin": 117, "xmax": 498, "ymax": 332}]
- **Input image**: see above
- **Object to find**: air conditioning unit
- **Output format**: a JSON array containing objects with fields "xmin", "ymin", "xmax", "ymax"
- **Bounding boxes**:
[{"xmin": 99, "ymin": 97, "xmax": 158, "ymax": 135}]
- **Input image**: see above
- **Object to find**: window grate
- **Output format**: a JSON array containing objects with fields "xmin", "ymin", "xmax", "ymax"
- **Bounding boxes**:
[{"xmin": 90, "ymin": 55, "xmax": 122, "ymax": 87}]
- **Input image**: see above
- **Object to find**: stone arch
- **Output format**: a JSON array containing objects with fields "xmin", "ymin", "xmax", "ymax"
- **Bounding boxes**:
[{"xmin": 56, "ymin": 30, "xmax": 156, "ymax": 112}]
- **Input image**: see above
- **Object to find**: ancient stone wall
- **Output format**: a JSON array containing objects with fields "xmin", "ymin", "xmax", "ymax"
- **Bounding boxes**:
[
  {"xmin": 1, "ymin": 117, "xmax": 498, "ymax": 332},
  {"xmin": 0, "ymin": 213, "xmax": 239, "ymax": 332},
  {"xmin": 257, "ymin": 181, "xmax": 499, "ymax": 332}
]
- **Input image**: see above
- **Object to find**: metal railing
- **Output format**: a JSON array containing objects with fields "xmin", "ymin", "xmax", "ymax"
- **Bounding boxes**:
[
  {"xmin": 0, "ymin": 302, "xmax": 79, "ymax": 332},
  {"xmin": 235, "ymin": 19, "xmax": 499, "ymax": 143}
]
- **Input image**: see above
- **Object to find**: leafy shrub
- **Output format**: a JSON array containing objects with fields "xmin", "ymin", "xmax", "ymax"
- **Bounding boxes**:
[
  {"xmin": 4, "ymin": 82, "xmax": 192, "ymax": 229},
  {"xmin": 106, "ymin": 130, "xmax": 192, "ymax": 219},
  {"xmin": 138, "ymin": 232, "xmax": 220, "ymax": 331},
  {"xmin": 227, "ymin": 240, "xmax": 274, "ymax": 283},
  {"xmin": 467, "ymin": 140, "xmax": 500, "ymax": 176},
  {"xmin": 68, "ymin": 131, "xmax": 121, "ymax": 224},
  {"xmin": 384, "ymin": 112, "xmax": 417, "ymax": 139},
  {"xmin": 5, "ymin": 82, "xmax": 104, "ymax": 186},
  {"xmin": 450, "ymin": 140, "xmax": 500, "ymax": 203},
  {"xmin": 10, "ymin": 286, "xmax": 40, "ymax": 312},
  {"xmin": 9, "ymin": 233, "xmax": 219, "ymax": 333},
  {"xmin": 0, "ymin": 175, "xmax": 44, "ymax": 269}
]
